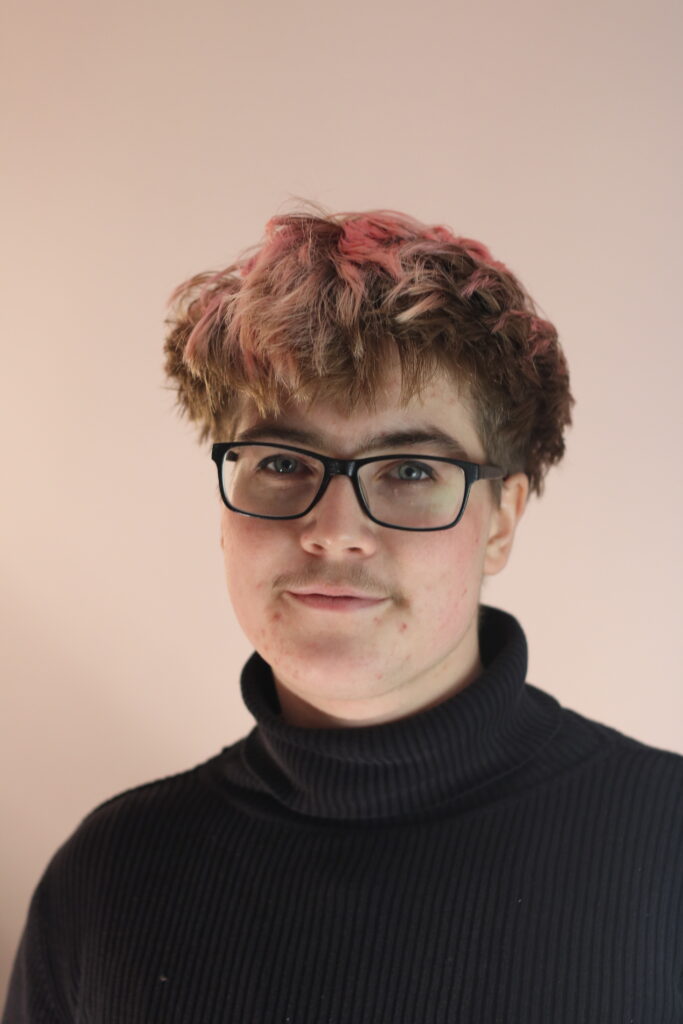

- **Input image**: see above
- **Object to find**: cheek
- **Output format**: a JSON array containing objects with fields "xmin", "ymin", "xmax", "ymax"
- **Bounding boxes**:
[
  {"xmin": 221, "ymin": 520, "xmax": 284, "ymax": 649},
  {"xmin": 411, "ymin": 518, "xmax": 486, "ymax": 624},
  {"xmin": 220, "ymin": 514, "xmax": 273, "ymax": 603}
]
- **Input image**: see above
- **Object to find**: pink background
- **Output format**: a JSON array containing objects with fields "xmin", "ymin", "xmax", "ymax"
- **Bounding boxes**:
[{"xmin": 2, "ymin": 0, "xmax": 682, "ymax": 995}]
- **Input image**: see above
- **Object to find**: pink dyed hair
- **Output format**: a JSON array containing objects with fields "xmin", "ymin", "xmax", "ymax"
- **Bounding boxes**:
[{"xmin": 163, "ymin": 200, "xmax": 574, "ymax": 497}]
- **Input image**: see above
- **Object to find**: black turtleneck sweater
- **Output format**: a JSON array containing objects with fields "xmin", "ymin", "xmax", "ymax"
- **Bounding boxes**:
[{"xmin": 4, "ymin": 606, "xmax": 682, "ymax": 1023}]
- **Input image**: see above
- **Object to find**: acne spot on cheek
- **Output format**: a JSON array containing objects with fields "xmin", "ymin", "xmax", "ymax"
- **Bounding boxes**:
[
  {"xmin": 271, "ymin": 612, "xmax": 283, "ymax": 623},
  {"xmin": 399, "ymin": 622, "xmax": 408, "ymax": 633}
]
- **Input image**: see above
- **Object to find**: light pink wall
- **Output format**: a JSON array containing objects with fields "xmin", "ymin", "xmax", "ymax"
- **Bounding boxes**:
[{"xmin": 2, "ymin": 0, "xmax": 682, "ymax": 995}]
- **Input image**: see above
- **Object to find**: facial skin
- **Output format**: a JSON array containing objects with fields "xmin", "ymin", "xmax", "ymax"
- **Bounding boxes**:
[{"xmin": 219, "ymin": 369, "xmax": 529, "ymax": 728}]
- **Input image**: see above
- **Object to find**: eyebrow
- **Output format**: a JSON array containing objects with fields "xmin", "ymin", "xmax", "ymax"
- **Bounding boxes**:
[{"xmin": 234, "ymin": 422, "xmax": 473, "ymax": 461}]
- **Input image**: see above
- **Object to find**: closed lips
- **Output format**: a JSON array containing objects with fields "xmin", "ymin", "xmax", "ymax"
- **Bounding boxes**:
[{"xmin": 288, "ymin": 587, "xmax": 385, "ymax": 599}]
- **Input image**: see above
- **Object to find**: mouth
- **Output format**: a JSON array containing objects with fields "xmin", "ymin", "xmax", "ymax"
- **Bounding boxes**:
[{"xmin": 284, "ymin": 590, "xmax": 389, "ymax": 612}]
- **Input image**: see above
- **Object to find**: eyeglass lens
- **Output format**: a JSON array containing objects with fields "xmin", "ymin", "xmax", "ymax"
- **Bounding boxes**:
[{"xmin": 222, "ymin": 445, "xmax": 466, "ymax": 529}]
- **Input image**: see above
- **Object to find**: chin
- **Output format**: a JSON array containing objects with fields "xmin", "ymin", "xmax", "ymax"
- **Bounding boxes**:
[{"xmin": 267, "ymin": 642, "xmax": 396, "ymax": 696}]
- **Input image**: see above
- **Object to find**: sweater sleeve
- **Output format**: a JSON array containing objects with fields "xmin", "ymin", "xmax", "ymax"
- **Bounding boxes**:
[{"xmin": 2, "ymin": 876, "xmax": 74, "ymax": 1024}]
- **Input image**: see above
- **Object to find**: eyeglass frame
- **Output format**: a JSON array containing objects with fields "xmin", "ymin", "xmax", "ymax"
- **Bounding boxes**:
[{"xmin": 212, "ymin": 441, "xmax": 507, "ymax": 533}]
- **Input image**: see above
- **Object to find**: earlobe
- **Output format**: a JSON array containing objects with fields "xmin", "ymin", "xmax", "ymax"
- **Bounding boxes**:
[{"xmin": 483, "ymin": 473, "xmax": 529, "ymax": 577}]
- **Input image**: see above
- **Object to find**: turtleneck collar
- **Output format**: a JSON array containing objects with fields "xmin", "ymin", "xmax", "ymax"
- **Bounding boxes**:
[{"xmin": 225, "ymin": 605, "xmax": 563, "ymax": 823}]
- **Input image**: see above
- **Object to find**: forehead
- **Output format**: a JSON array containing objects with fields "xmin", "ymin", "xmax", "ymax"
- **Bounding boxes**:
[{"xmin": 234, "ymin": 369, "xmax": 486, "ymax": 461}]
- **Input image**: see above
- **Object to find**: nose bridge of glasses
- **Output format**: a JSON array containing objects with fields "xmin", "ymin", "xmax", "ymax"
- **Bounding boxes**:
[
  {"xmin": 311, "ymin": 462, "xmax": 369, "ymax": 521},
  {"xmin": 324, "ymin": 456, "xmax": 356, "ymax": 478}
]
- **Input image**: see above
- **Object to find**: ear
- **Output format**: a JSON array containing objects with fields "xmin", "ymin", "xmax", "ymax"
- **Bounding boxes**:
[{"xmin": 483, "ymin": 472, "xmax": 529, "ymax": 576}]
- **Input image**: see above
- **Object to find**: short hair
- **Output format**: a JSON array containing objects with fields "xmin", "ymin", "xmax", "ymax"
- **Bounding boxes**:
[{"xmin": 163, "ymin": 200, "xmax": 574, "ymax": 498}]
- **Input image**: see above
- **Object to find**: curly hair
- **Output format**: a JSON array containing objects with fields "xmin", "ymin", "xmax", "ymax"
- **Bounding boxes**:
[{"xmin": 163, "ymin": 200, "xmax": 573, "ymax": 498}]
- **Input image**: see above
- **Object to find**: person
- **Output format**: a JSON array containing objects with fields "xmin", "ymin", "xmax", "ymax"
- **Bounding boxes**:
[{"xmin": 4, "ymin": 203, "xmax": 682, "ymax": 1023}]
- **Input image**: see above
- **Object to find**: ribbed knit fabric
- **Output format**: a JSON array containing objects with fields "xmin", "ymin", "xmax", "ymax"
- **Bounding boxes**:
[{"xmin": 3, "ymin": 606, "xmax": 682, "ymax": 1023}]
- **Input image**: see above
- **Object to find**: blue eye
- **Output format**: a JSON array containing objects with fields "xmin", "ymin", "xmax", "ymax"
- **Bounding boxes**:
[{"xmin": 391, "ymin": 461, "xmax": 436, "ymax": 482}]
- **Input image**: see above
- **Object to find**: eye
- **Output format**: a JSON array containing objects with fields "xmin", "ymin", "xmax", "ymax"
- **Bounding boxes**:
[
  {"xmin": 388, "ymin": 461, "xmax": 436, "ymax": 482},
  {"xmin": 259, "ymin": 454, "xmax": 303, "ymax": 475}
]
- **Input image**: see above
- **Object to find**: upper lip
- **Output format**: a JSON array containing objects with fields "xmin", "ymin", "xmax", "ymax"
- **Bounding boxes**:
[{"xmin": 287, "ymin": 586, "xmax": 386, "ymax": 600}]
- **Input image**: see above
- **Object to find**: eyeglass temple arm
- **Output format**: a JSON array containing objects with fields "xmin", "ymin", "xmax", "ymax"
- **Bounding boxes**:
[{"xmin": 478, "ymin": 464, "xmax": 507, "ymax": 481}]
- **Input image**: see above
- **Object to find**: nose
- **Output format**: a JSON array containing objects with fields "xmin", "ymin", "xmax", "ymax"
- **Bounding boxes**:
[{"xmin": 298, "ymin": 475, "xmax": 378, "ymax": 558}]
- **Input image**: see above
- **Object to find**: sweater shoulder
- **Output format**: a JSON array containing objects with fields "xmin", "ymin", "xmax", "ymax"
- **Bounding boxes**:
[
  {"xmin": 78, "ymin": 758, "xmax": 210, "ymax": 829},
  {"xmin": 559, "ymin": 703, "xmax": 683, "ymax": 800},
  {"xmin": 81, "ymin": 758, "xmax": 210, "ymax": 821},
  {"xmin": 563, "ymin": 703, "xmax": 683, "ymax": 759},
  {"xmin": 7, "ymin": 754, "xmax": 238, "ymax": 1020},
  {"xmin": 41, "ymin": 750, "xmax": 236, "ymax": 885}
]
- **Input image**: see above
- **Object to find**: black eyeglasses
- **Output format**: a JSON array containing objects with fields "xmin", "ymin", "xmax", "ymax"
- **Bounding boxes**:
[{"xmin": 212, "ymin": 441, "xmax": 505, "ymax": 532}]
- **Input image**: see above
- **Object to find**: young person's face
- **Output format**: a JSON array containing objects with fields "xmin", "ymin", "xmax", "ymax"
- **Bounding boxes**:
[{"xmin": 219, "ymin": 369, "xmax": 528, "ymax": 727}]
